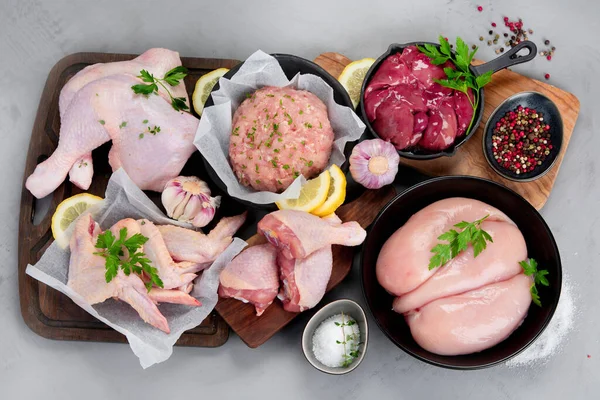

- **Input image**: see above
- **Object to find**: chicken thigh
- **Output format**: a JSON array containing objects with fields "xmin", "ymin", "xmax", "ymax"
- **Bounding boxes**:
[{"xmin": 219, "ymin": 244, "xmax": 279, "ymax": 316}]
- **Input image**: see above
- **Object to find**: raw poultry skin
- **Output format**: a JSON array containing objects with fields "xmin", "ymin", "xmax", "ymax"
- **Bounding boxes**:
[
  {"xmin": 218, "ymin": 244, "xmax": 279, "ymax": 316},
  {"xmin": 26, "ymin": 48, "xmax": 198, "ymax": 199},
  {"xmin": 406, "ymin": 274, "xmax": 533, "ymax": 356},
  {"xmin": 158, "ymin": 212, "xmax": 247, "ymax": 265},
  {"xmin": 257, "ymin": 210, "xmax": 366, "ymax": 259},
  {"xmin": 67, "ymin": 215, "xmax": 170, "ymax": 333},
  {"xmin": 277, "ymin": 246, "xmax": 333, "ymax": 313},
  {"xmin": 376, "ymin": 197, "xmax": 532, "ymax": 355}
]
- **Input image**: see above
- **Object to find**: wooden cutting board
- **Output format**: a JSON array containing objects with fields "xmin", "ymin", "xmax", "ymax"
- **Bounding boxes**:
[
  {"xmin": 314, "ymin": 53, "xmax": 580, "ymax": 210},
  {"xmin": 214, "ymin": 186, "xmax": 395, "ymax": 348},
  {"xmin": 18, "ymin": 52, "xmax": 240, "ymax": 347}
]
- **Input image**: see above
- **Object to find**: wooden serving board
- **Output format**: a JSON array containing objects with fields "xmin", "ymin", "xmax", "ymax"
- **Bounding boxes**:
[
  {"xmin": 215, "ymin": 186, "xmax": 395, "ymax": 348},
  {"xmin": 18, "ymin": 52, "xmax": 241, "ymax": 347},
  {"xmin": 314, "ymin": 53, "xmax": 580, "ymax": 210}
]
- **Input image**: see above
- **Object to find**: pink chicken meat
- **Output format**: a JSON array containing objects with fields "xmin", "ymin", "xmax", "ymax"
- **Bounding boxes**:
[
  {"xmin": 219, "ymin": 244, "xmax": 279, "ymax": 316},
  {"xmin": 26, "ymin": 48, "xmax": 198, "ymax": 199},
  {"xmin": 257, "ymin": 210, "xmax": 366, "ymax": 260},
  {"xmin": 376, "ymin": 197, "xmax": 533, "ymax": 355}
]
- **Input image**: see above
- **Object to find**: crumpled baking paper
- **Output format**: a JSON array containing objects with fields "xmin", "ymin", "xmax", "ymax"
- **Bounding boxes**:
[
  {"xmin": 25, "ymin": 169, "xmax": 247, "ymax": 368},
  {"xmin": 194, "ymin": 49, "xmax": 365, "ymax": 204}
]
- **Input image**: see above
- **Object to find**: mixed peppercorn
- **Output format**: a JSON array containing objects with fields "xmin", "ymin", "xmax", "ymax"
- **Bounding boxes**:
[{"xmin": 491, "ymin": 106, "xmax": 553, "ymax": 175}]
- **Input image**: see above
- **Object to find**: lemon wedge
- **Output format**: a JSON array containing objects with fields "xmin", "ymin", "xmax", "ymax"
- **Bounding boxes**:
[
  {"xmin": 192, "ymin": 68, "xmax": 230, "ymax": 116},
  {"xmin": 312, "ymin": 165, "xmax": 347, "ymax": 217},
  {"xmin": 276, "ymin": 170, "xmax": 331, "ymax": 213},
  {"xmin": 51, "ymin": 193, "xmax": 103, "ymax": 249},
  {"xmin": 338, "ymin": 58, "xmax": 376, "ymax": 109}
]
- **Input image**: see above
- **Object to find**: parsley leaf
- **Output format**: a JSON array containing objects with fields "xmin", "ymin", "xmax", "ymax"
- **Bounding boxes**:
[
  {"xmin": 94, "ymin": 227, "xmax": 163, "ymax": 291},
  {"xmin": 418, "ymin": 36, "xmax": 493, "ymax": 135},
  {"xmin": 429, "ymin": 215, "xmax": 493, "ymax": 270},
  {"xmin": 519, "ymin": 258, "xmax": 550, "ymax": 307},
  {"xmin": 131, "ymin": 67, "xmax": 189, "ymax": 112}
]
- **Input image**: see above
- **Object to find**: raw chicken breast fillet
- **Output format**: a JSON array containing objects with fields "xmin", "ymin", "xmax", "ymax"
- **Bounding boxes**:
[{"xmin": 405, "ymin": 274, "xmax": 533, "ymax": 356}]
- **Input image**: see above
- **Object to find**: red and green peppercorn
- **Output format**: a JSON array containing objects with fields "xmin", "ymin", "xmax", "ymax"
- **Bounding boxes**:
[{"xmin": 491, "ymin": 106, "xmax": 553, "ymax": 175}]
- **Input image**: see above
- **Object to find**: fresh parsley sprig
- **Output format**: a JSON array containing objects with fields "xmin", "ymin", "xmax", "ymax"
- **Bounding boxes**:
[
  {"xmin": 131, "ymin": 66, "xmax": 190, "ymax": 112},
  {"xmin": 429, "ymin": 215, "xmax": 493, "ymax": 270},
  {"xmin": 519, "ymin": 258, "xmax": 550, "ymax": 307},
  {"xmin": 94, "ymin": 227, "xmax": 164, "ymax": 291},
  {"xmin": 417, "ymin": 36, "xmax": 493, "ymax": 135}
]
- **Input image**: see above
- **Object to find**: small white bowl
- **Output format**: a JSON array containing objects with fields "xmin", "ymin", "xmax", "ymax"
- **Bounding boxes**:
[{"xmin": 301, "ymin": 299, "xmax": 369, "ymax": 375}]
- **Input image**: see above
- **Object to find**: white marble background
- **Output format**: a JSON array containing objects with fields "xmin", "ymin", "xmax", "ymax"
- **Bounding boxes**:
[{"xmin": 0, "ymin": 0, "xmax": 597, "ymax": 398}]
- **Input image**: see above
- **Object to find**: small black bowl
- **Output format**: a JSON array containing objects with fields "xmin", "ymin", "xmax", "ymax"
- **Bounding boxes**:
[
  {"xmin": 201, "ymin": 53, "xmax": 357, "ymax": 210},
  {"xmin": 360, "ymin": 176, "xmax": 562, "ymax": 369},
  {"xmin": 360, "ymin": 41, "xmax": 537, "ymax": 160},
  {"xmin": 483, "ymin": 91, "xmax": 564, "ymax": 182}
]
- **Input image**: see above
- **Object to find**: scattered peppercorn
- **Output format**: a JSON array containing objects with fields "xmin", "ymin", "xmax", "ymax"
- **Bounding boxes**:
[
  {"xmin": 489, "ymin": 30, "xmax": 493, "ymax": 35},
  {"xmin": 544, "ymin": 39, "xmax": 550, "ymax": 45},
  {"xmin": 547, "ymin": 55, "xmax": 552, "ymax": 61},
  {"xmin": 478, "ymin": 5, "xmax": 483, "ymax": 12},
  {"xmin": 479, "ymin": 36, "xmax": 484, "ymax": 41},
  {"xmin": 472, "ymin": 44, "xmax": 477, "ymax": 50},
  {"xmin": 545, "ymin": 73, "xmax": 550, "ymax": 80},
  {"xmin": 491, "ymin": 22, "xmax": 497, "ymax": 27},
  {"xmin": 491, "ymin": 106, "xmax": 554, "ymax": 175}
]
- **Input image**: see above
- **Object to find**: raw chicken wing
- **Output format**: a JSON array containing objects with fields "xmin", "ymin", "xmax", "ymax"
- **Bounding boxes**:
[{"xmin": 67, "ymin": 215, "xmax": 170, "ymax": 333}]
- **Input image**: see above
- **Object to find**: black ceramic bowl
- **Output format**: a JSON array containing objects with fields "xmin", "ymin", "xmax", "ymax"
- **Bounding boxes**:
[
  {"xmin": 483, "ymin": 91, "xmax": 564, "ymax": 182},
  {"xmin": 360, "ymin": 176, "xmax": 562, "ymax": 369},
  {"xmin": 360, "ymin": 41, "xmax": 537, "ymax": 160},
  {"xmin": 201, "ymin": 53, "xmax": 357, "ymax": 210}
]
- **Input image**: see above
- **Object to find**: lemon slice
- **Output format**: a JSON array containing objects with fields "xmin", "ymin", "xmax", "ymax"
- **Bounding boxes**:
[
  {"xmin": 338, "ymin": 58, "xmax": 376, "ymax": 109},
  {"xmin": 51, "ymin": 193, "xmax": 103, "ymax": 249},
  {"xmin": 276, "ymin": 170, "xmax": 331, "ymax": 212},
  {"xmin": 192, "ymin": 68, "xmax": 230, "ymax": 116},
  {"xmin": 312, "ymin": 165, "xmax": 347, "ymax": 217}
]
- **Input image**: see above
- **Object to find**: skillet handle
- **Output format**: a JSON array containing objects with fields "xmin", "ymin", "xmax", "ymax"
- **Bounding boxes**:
[{"xmin": 471, "ymin": 41, "xmax": 537, "ymax": 76}]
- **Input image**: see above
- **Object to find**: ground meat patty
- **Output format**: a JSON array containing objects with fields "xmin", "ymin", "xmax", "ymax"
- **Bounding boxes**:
[{"xmin": 229, "ymin": 86, "xmax": 334, "ymax": 192}]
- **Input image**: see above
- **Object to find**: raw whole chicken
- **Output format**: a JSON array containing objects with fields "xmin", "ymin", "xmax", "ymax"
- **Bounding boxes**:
[
  {"xmin": 376, "ymin": 198, "xmax": 533, "ymax": 355},
  {"xmin": 257, "ymin": 210, "xmax": 366, "ymax": 259},
  {"xmin": 26, "ymin": 48, "xmax": 198, "ymax": 199},
  {"xmin": 219, "ymin": 244, "xmax": 279, "ymax": 316}
]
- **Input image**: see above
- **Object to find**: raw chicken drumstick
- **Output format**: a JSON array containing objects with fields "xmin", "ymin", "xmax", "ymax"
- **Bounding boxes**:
[
  {"xmin": 219, "ymin": 244, "xmax": 279, "ymax": 316},
  {"xmin": 257, "ymin": 210, "xmax": 366, "ymax": 259}
]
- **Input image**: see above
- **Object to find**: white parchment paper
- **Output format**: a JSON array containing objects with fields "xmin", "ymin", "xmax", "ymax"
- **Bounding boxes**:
[
  {"xmin": 25, "ymin": 169, "xmax": 247, "ymax": 368},
  {"xmin": 194, "ymin": 50, "xmax": 365, "ymax": 204}
]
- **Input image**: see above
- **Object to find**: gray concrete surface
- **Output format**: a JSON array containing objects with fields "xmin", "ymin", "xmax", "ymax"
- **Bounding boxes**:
[{"xmin": 0, "ymin": 0, "xmax": 597, "ymax": 398}]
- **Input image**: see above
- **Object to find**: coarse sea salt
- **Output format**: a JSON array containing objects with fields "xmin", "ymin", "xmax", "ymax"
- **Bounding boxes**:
[
  {"xmin": 506, "ymin": 271, "xmax": 577, "ymax": 367},
  {"xmin": 312, "ymin": 313, "xmax": 360, "ymax": 368}
]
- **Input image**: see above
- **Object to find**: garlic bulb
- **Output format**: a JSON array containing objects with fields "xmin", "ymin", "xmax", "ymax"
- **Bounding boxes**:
[
  {"xmin": 161, "ymin": 176, "xmax": 221, "ymax": 228},
  {"xmin": 349, "ymin": 139, "xmax": 400, "ymax": 189}
]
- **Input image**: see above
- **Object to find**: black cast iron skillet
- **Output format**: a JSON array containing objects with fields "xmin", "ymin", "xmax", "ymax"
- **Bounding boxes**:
[
  {"xmin": 360, "ymin": 176, "xmax": 562, "ymax": 369},
  {"xmin": 360, "ymin": 41, "xmax": 538, "ymax": 160},
  {"xmin": 201, "ymin": 53, "xmax": 360, "ymax": 210}
]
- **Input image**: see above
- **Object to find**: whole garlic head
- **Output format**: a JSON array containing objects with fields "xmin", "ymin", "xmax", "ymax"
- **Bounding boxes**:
[{"xmin": 162, "ymin": 176, "xmax": 221, "ymax": 228}]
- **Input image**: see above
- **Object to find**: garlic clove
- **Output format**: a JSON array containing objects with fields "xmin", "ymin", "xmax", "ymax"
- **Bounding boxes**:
[
  {"xmin": 191, "ymin": 196, "xmax": 221, "ymax": 228},
  {"xmin": 179, "ymin": 193, "xmax": 204, "ymax": 222},
  {"xmin": 161, "ymin": 185, "xmax": 187, "ymax": 219}
]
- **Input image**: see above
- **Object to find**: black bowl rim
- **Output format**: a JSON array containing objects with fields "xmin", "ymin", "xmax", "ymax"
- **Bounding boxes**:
[
  {"xmin": 482, "ymin": 91, "xmax": 564, "ymax": 182},
  {"xmin": 359, "ymin": 42, "xmax": 485, "ymax": 161},
  {"xmin": 200, "ymin": 53, "xmax": 355, "ymax": 210},
  {"xmin": 360, "ymin": 175, "xmax": 563, "ymax": 370}
]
